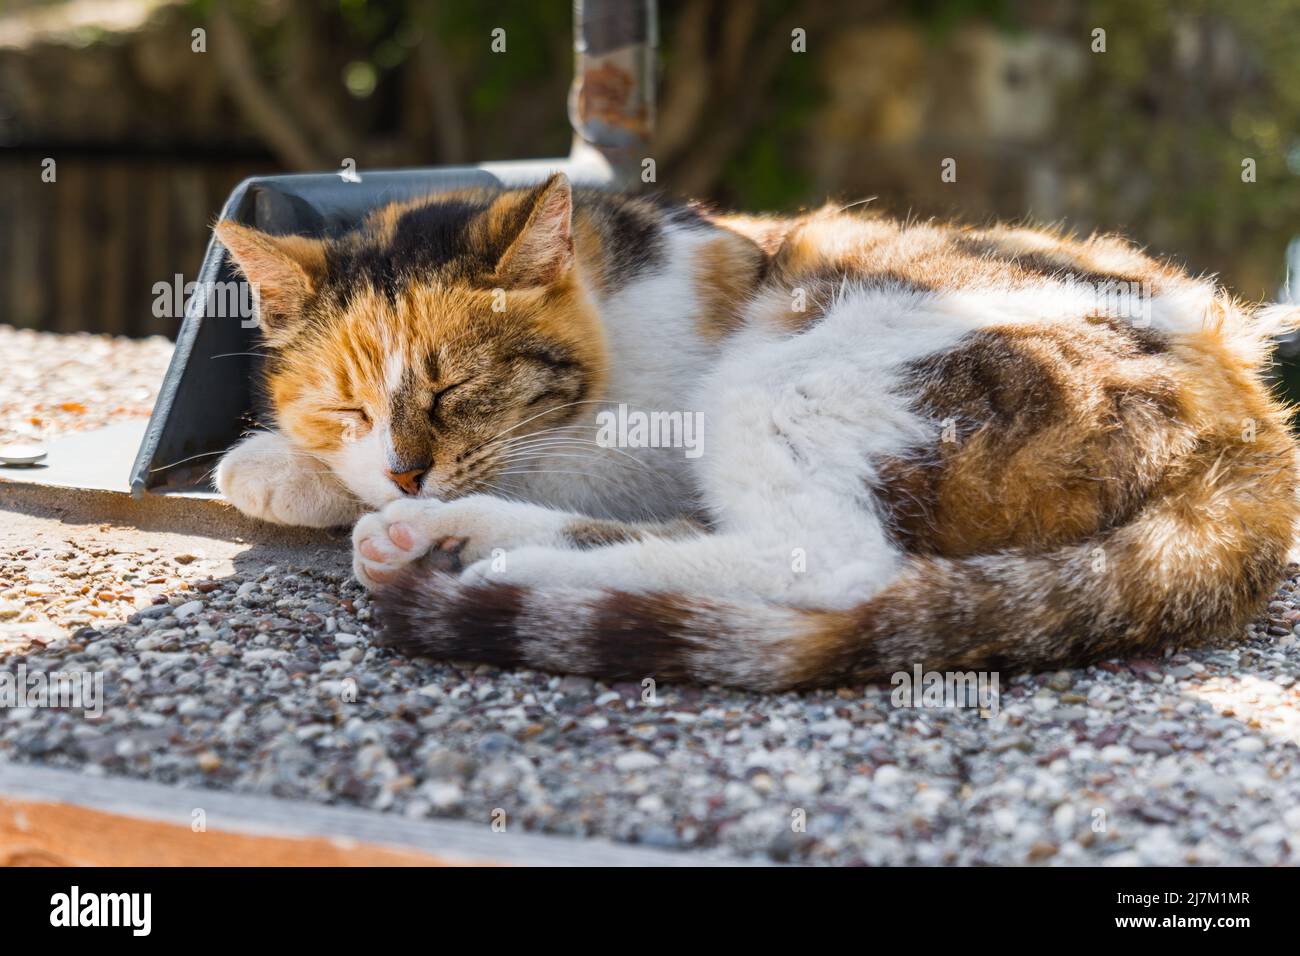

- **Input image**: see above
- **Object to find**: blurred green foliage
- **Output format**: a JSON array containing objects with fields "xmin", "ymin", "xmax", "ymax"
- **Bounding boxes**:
[{"xmin": 1067, "ymin": 0, "xmax": 1300, "ymax": 300}]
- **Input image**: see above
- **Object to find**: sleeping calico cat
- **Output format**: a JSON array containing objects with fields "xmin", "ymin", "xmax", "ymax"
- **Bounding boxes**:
[{"xmin": 213, "ymin": 173, "xmax": 1300, "ymax": 691}]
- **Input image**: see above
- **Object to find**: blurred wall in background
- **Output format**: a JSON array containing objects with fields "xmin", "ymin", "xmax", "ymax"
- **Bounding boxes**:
[{"xmin": 1, "ymin": 0, "xmax": 1298, "ymax": 337}]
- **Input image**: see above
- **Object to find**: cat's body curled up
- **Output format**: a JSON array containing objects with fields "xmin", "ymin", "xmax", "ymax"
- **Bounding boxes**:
[{"xmin": 214, "ymin": 173, "xmax": 1300, "ymax": 691}]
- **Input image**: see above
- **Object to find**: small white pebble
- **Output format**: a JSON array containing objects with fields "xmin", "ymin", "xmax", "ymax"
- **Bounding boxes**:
[{"xmin": 614, "ymin": 751, "xmax": 660, "ymax": 772}]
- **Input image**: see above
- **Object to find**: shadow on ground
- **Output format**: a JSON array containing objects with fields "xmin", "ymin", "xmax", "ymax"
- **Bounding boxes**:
[{"xmin": 1, "ymin": 484, "xmax": 1299, "ymax": 865}]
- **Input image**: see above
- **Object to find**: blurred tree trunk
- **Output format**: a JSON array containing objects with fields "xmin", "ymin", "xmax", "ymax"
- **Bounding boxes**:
[
  {"xmin": 655, "ymin": 0, "xmax": 867, "ymax": 196},
  {"xmin": 209, "ymin": 0, "xmax": 326, "ymax": 170}
]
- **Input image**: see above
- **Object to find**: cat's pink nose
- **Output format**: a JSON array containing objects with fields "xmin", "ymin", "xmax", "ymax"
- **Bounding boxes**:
[{"xmin": 385, "ymin": 467, "xmax": 427, "ymax": 496}]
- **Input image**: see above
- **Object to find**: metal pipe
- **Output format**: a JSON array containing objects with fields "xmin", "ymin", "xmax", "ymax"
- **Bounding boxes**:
[{"xmin": 568, "ymin": 0, "xmax": 656, "ymax": 180}]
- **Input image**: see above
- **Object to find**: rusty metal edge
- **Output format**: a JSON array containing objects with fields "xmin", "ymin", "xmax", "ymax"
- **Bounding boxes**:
[{"xmin": 0, "ymin": 760, "xmax": 759, "ymax": 867}]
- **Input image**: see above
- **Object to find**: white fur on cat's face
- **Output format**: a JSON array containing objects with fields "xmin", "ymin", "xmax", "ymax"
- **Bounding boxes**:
[{"xmin": 326, "ymin": 425, "xmax": 404, "ymax": 509}]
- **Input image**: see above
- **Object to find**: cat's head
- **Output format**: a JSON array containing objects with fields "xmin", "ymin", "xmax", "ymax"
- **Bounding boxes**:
[{"xmin": 216, "ymin": 173, "xmax": 606, "ymax": 507}]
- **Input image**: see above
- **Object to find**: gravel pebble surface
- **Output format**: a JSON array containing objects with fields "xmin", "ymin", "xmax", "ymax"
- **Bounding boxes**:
[
  {"xmin": 0, "ymin": 325, "xmax": 172, "ymax": 446},
  {"xmin": 3, "ymin": 325, "xmax": 1300, "ymax": 865}
]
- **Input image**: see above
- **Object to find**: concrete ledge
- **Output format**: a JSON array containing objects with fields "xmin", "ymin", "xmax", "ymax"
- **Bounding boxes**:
[
  {"xmin": 0, "ymin": 762, "xmax": 750, "ymax": 866},
  {"xmin": 0, "ymin": 473, "xmax": 345, "ymax": 547}
]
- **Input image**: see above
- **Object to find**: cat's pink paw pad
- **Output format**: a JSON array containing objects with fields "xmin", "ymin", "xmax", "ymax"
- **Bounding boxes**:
[
  {"xmin": 357, "ymin": 536, "xmax": 390, "ymax": 563},
  {"xmin": 352, "ymin": 505, "xmax": 441, "ymax": 588},
  {"xmin": 386, "ymin": 522, "xmax": 417, "ymax": 551}
]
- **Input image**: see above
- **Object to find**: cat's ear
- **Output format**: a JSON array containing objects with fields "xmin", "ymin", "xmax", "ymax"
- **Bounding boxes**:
[
  {"xmin": 215, "ymin": 221, "xmax": 325, "ymax": 340},
  {"xmin": 492, "ymin": 173, "xmax": 574, "ymax": 288}
]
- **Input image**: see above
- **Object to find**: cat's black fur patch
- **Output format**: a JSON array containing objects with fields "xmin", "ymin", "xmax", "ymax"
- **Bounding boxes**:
[
  {"xmin": 325, "ymin": 197, "xmax": 494, "ymax": 299},
  {"xmin": 321, "ymin": 185, "xmax": 702, "ymax": 300}
]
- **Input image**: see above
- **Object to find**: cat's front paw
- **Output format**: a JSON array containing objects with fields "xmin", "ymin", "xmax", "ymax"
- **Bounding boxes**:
[
  {"xmin": 215, "ymin": 432, "xmax": 359, "ymax": 528},
  {"xmin": 351, "ymin": 495, "xmax": 560, "ymax": 589}
]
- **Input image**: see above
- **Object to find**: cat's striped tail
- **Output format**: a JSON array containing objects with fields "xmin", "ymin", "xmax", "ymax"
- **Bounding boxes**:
[{"xmin": 372, "ymin": 444, "xmax": 1296, "ymax": 691}]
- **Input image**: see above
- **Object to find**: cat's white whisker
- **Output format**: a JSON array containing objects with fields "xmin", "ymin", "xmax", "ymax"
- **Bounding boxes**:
[{"xmin": 148, "ymin": 449, "xmax": 228, "ymax": 473}]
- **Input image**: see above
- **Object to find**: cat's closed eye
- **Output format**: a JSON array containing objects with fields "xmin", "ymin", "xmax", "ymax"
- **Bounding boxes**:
[
  {"xmin": 524, "ymin": 388, "xmax": 562, "ymax": 407},
  {"xmin": 508, "ymin": 351, "xmax": 581, "ymax": 407},
  {"xmin": 428, "ymin": 381, "xmax": 468, "ymax": 423}
]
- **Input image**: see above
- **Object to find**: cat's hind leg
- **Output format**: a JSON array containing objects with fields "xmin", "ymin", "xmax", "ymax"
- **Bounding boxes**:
[{"xmin": 215, "ymin": 430, "xmax": 362, "ymax": 528}]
